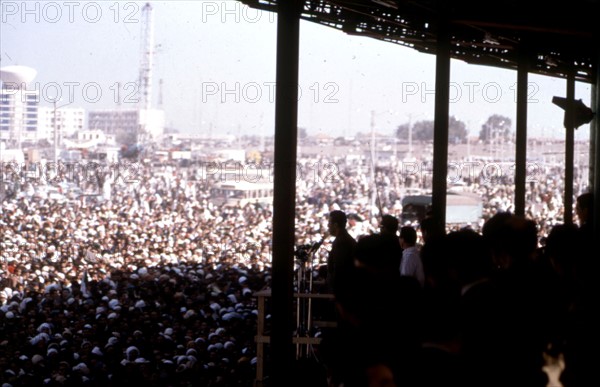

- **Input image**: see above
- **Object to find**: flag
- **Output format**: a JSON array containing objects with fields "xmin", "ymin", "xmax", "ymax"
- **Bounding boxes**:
[
  {"xmin": 81, "ymin": 269, "xmax": 90, "ymax": 298},
  {"xmin": 85, "ymin": 248, "xmax": 97, "ymax": 263}
]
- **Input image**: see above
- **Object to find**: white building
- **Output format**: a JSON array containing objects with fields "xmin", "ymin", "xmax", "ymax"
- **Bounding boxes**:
[
  {"xmin": 76, "ymin": 129, "xmax": 115, "ymax": 144},
  {"xmin": 0, "ymin": 142, "xmax": 25, "ymax": 163},
  {"xmin": 37, "ymin": 107, "xmax": 85, "ymax": 142},
  {"xmin": 60, "ymin": 129, "xmax": 116, "ymax": 149},
  {"xmin": 88, "ymin": 109, "xmax": 165, "ymax": 142},
  {"xmin": 0, "ymin": 66, "xmax": 39, "ymax": 146}
]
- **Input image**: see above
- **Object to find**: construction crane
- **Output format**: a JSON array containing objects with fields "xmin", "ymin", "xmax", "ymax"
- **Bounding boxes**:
[
  {"xmin": 158, "ymin": 78, "xmax": 163, "ymax": 109},
  {"xmin": 138, "ymin": 2, "xmax": 154, "ymax": 112},
  {"xmin": 137, "ymin": 2, "xmax": 154, "ymax": 146}
]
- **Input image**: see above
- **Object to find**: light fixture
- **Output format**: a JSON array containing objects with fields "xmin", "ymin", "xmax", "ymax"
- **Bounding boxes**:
[
  {"xmin": 372, "ymin": 0, "xmax": 398, "ymax": 9},
  {"xmin": 483, "ymin": 32, "xmax": 500, "ymax": 45}
]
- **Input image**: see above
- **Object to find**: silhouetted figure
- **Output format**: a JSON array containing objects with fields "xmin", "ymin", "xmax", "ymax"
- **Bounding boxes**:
[
  {"xmin": 575, "ymin": 192, "xmax": 593, "ymax": 243},
  {"xmin": 321, "ymin": 234, "xmax": 423, "ymax": 387},
  {"xmin": 379, "ymin": 214, "xmax": 399, "ymax": 236},
  {"xmin": 419, "ymin": 215, "xmax": 445, "ymax": 246},
  {"xmin": 543, "ymin": 223, "xmax": 582, "ymax": 360},
  {"xmin": 375, "ymin": 214, "xmax": 402, "ymax": 273},
  {"xmin": 354, "ymin": 233, "xmax": 398, "ymax": 281},
  {"xmin": 557, "ymin": 193, "xmax": 600, "ymax": 387},
  {"xmin": 418, "ymin": 233, "xmax": 463, "ymax": 387},
  {"xmin": 480, "ymin": 213, "xmax": 552, "ymax": 387},
  {"xmin": 481, "ymin": 211, "xmax": 514, "ymax": 271},
  {"xmin": 445, "ymin": 228, "xmax": 499, "ymax": 387},
  {"xmin": 326, "ymin": 210, "xmax": 358, "ymax": 299}
]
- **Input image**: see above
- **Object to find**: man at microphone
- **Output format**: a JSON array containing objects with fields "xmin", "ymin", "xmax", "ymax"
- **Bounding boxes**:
[{"xmin": 326, "ymin": 210, "xmax": 358, "ymax": 299}]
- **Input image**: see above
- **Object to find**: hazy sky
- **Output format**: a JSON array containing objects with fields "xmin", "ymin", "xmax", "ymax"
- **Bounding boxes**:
[{"xmin": 0, "ymin": 0, "xmax": 593, "ymax": 139}]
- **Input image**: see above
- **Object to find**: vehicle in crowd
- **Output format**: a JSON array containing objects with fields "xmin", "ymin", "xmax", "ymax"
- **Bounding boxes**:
[
  {"xmin": 401, "ymin": 191, "xmax": 483, "ymax": 225},
  {"xmin": 210, "ymin": 180, "xmax": 274, "ymax": 207}
]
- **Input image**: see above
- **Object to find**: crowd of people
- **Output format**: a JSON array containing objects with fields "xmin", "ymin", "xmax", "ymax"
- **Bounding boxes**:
[
  {"xmin": 0, "ymin": 153, "xmax": 596, "ymax": 386},
  {"xmin": 1, "ymin": 163, "xmax": 276, "ymax": 386}
]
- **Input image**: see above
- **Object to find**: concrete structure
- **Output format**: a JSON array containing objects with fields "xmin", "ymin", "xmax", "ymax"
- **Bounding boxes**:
[
  {"xmin": 88, "ymin": 108, "xmax": 165, "ymax": 142},
  {"xmin": 37, "ymin": 107, "xmax": 85, "ymax": 142},
  {"xmin": 76, "ymin": 129, "xmax": 115, "ymax": 145},
  {"xmin": 0, "ymin": 142, "xmax": 25, "ymax": 163},
  {"xmin": 0, "ymin": 66, "xmax": 39, "ymax": 146},
  {"xmin": 59, "ymin": 129, "xmax": 116, "ymax": 150}
]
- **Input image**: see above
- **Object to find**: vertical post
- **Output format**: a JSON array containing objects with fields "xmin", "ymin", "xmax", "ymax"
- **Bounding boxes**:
[
  {"xmin": 593, "ymin": 48, "xmax": 600, "ymax": 240},
  {"xmin": 255, "ymin": 292, "xmax": 267, "ymax": 384},
  {"xmin": 53, "ymin": 100, "xmax": 58, "ymax": 165},
  {"xmin": 271, "ymin": 0, "xmax": 301, "ymax": 385},
  {"xmin": 370, "ymin": 110, "xmax": 376, "ymax": 218},
  {"xmin": 564, "ymin": 71, "xmax": 575, "ymax": 224},
  {"xmin": 408, "ymin": 114, "xmax": 413, "ymax": 159},
  {"xmin": 18, "ymin": 92, "xmax": 22, "ymax": 150},
  {"xmin": 514, "ymin": 49, "xmax": 529, "ymax": 217},
  {"xmin": 590, "ymin": 80, "xmax": 596, "ymax": 191},
  {"xmin": 432, "ymin": 18, "xmax": 451, "ymax": 229},
  {"xmin": 467, "ymin": 120, "xmax": 471, "ymax": 159}
]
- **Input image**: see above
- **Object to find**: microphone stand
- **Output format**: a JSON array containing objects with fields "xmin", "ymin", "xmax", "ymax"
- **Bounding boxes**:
[
  {"xmin": 306, "ymin": 238, "xmax": 324, "ymax": 342},
  {"xmin": 295, "ymin": 248, "xmax": 306, "ymax": 359},
  {"xmin": 294, "ymin": 238, "xmax": 324, "ymax": 359}
]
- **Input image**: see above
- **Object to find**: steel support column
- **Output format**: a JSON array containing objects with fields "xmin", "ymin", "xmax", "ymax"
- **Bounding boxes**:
[
  {"xmin": 593, "ymin": 48, "xmax": 600, "ymax": 239},
  {"xmin": 514, "ymin": 50, "xmax": 528, "ymax": 217},
  {"xmin": 271, "ymin": 1, "xmax": 302, "ymax": 384},
  {"xmin": 432, "ymin": 19, "xmax": 451, "ymax": 229},
  {"xmin": 565, "ymin": 72, "xmax": 575, "ymax": 224}
]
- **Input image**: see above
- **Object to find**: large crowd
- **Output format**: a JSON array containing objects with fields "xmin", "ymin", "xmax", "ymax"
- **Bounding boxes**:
[{"xmin": 0, "ymin": 151, "xmax": 594, "ymax": 386}]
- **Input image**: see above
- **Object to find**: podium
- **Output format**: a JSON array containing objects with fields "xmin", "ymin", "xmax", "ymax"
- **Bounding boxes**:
[{"xmin": 254, "ymin": 289, "xmax": 336, "ymax": 386}]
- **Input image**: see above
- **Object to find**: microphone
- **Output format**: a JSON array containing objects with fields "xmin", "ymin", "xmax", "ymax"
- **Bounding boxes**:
[{"xmin": 309, "ymin": 238, "xmax": 324, "ymax": 253}]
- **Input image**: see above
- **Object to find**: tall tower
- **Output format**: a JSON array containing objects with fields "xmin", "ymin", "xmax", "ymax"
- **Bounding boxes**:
[
  {"xmin": 137, "ymin": 2, "xmax": 155, "ymax": 145},
  {"xmin": 139, "ymin": 2, "xmax": 155, "ymax": 112}
]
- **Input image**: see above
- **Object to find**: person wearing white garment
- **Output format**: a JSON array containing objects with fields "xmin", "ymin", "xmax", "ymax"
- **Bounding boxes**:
[{"xmin": 399, "ymin": 225, "xmax": 425, "ymax": 287}]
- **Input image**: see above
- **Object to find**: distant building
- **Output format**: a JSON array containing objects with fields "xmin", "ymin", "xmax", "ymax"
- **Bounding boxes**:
[
  {"xmin": 76, "ymin": 129, "xmax": 115, "ymax": 144},
  {"xmin": 0, "ymin": 66, "xmax": 39, "ymax": 146},
  {"xmin": 0, "ymin": 142, "xmax": 25, "ymax": 163},
  {"xmin": 60, "ymin": 129, "xmax": 116, "ymax": 150},
  {"xmin": 88, "ymin": 109, "xmax": 165, "ymax": 142},
  {"xmin": 37, "ymin": 107, "xmax": 85, "ymax": 142}
]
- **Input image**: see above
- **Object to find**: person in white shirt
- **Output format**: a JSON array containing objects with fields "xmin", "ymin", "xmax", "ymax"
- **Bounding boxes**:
[
  {"xmin": 346, "ymin": 213, "xmax": 368, "ymax": 240},
  {"xmin": 399, "ymin": 225, "xmax": 425, "ymax": 287}
]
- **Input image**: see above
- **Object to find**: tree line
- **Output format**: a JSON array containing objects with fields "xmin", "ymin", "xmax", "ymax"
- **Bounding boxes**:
[{"xmin": 395, "ymin": 114, "xmax": 512, "ymax": 143}]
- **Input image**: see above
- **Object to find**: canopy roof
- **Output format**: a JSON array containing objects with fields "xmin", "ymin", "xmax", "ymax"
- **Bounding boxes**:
[{"xmin": 242, "ymin": 0, "xmax": 598, "ymax": 83}]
